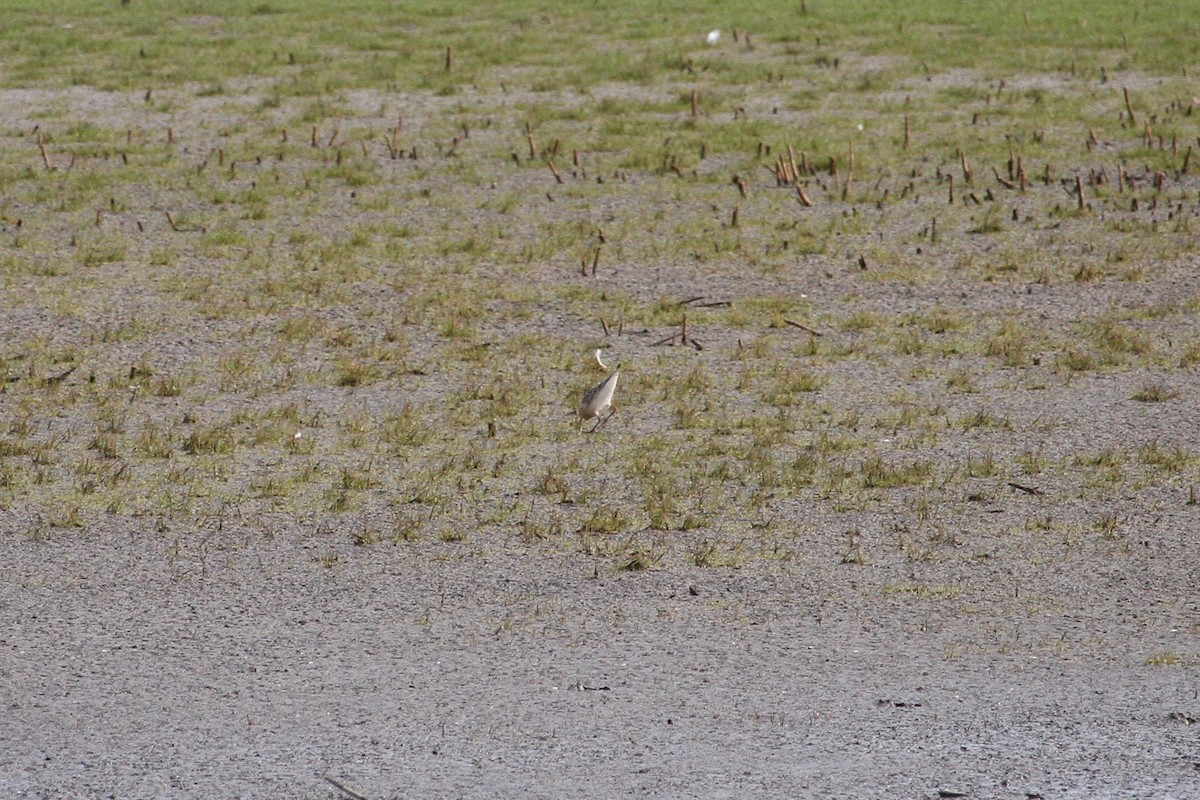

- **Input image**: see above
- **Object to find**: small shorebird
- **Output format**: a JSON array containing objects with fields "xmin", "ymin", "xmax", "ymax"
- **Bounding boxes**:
[{"xmin": 578, "ymin": 368, "xmax": 619, "ymax": 432}]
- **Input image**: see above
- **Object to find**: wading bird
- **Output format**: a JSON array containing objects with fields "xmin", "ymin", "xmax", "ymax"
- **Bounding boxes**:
[{"xmin": 578, "ymin": 368, "xmax": 619, "ymax": 432}]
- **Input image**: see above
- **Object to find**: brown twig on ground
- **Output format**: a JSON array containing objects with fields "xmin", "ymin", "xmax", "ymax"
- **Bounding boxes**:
[
  {"xmin": 1123, "ymin": 86, "xmax": 1136, "ymax": 124},
  {"xmin": 796, "ymin": 182, "xmax": 813, "ymax": 206},
  {"xmin": 383, "ymin": 124, "xmax": 401, "ymax": 159},
  {"xmin": 600, "ymin": 317, "xmax": 610, "ymax": 336},
  {"xmin": 37, "ymin": 133, "xmax": 54, "ymax": 170},
  {"xmin": 651, "ymin": 332, "xmax": 681, "ymax": 346},
  {"xmin": 678, "ymin": 296, "xmax": 705, "ymax": 307},
  {"xmin": 44, "ymin": 364, "xmax": 78, "ymax": 386},
  {"xmin": 992, "ymin": 166, "xmax": 1016, "ymax": 189},
  {"xmin": 784, "ymin": 319, "xmax": 823, "ymax": 336},
  {"xmin": 546, "ymin": 157, "xmax": 563, "ymax": 184},
  {"xmin": 1076, "ymin": 175, "xmax": 1087, "ymax": 211},
  {"xmin": 445, "ymin": 46, "xmax": 452, "ymax": 72},
  {"xmin": 164, "ymin": 211, "xmax": 204, "ymax": 233},
  {"xmin": 1007, "ymin": 482, "xmax": 1043, "ymax": 496},
  {"xmin": 322, "ymin": 775, "xmax": 369, "ymax": 800}
]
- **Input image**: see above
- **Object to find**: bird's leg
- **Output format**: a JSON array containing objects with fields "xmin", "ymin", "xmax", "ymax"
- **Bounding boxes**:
[
  {"xmin": 594, "ymin": 407, "xmax": 617, "ymax": 431},
  {"xmin": 586, "ymin": 415, "xmax": 602, "ymax": 433}
]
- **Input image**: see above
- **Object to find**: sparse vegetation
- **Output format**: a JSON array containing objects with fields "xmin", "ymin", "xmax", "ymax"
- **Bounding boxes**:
[{"xmin": 0, "ymin": 0, "xmax": 1194, "ymax": 592}]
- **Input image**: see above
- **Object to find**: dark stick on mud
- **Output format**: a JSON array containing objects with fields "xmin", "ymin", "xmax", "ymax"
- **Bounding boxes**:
[
  {"xmin": 1076, "ymin": 175, "xmax": 1087, "ymax": 211},
  {"xmin": 44, "ymin": 364, "xmax": 78, "ymax": 386},
  {"xmin": 1123, "ymin": 86, "xmax": 1136, "ymax": 124},
  {"xmin": 785, "ymin": 319, "xmax": 822, "ymax": 336},
  {"xmin": 652, "ymin": 332, "xmax": 681, "ymax": 346},
  {"xmin": 1007, "ymin": 482, "xmax": 1043, "ymax": 496}
]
